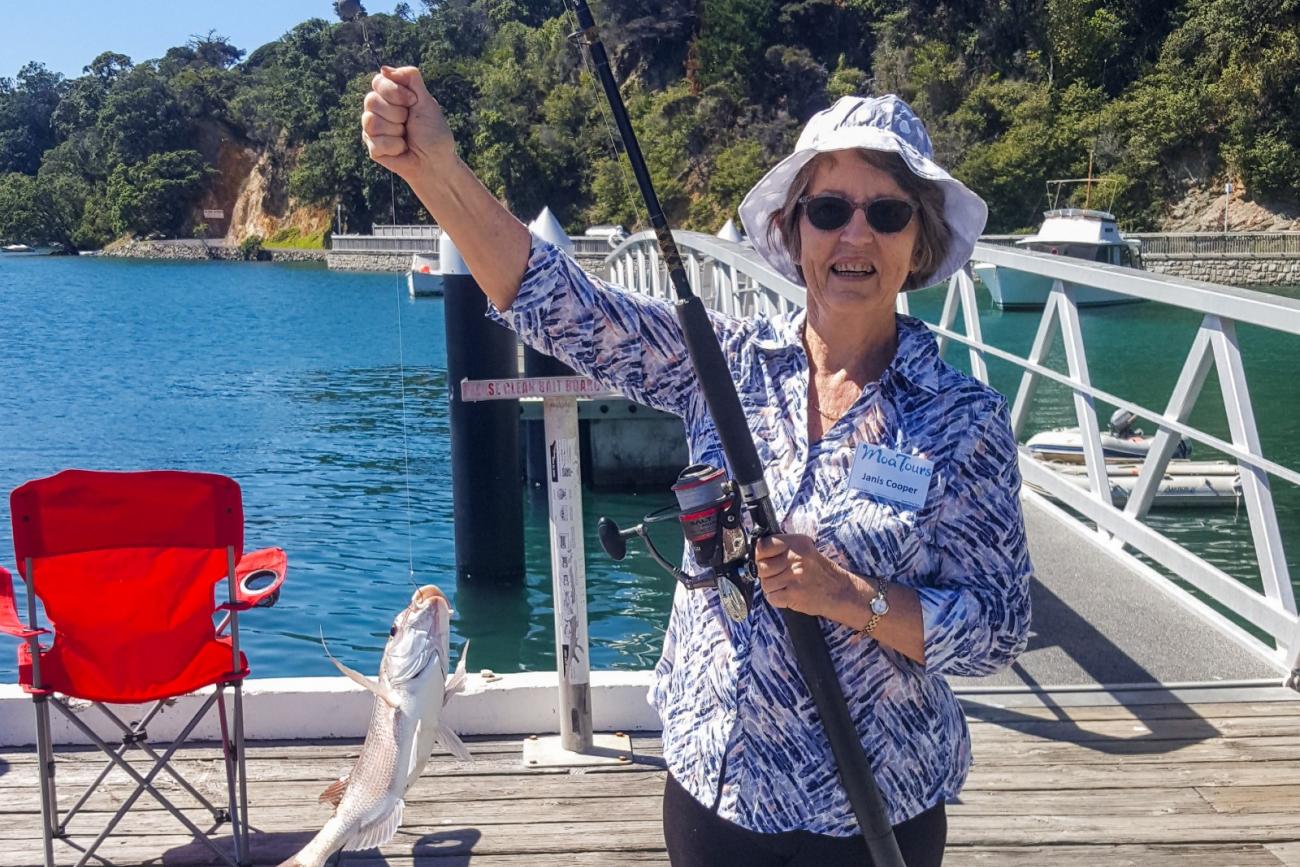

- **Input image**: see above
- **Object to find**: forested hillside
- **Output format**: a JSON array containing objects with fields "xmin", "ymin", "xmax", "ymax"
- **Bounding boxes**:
[{"xmin": 1, "ymin": 0, "xmax": 1297, "ymax": 250}]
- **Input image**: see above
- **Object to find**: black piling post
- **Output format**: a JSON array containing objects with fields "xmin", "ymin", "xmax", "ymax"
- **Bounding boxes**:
[{"xmin": 441, "ymin": 232, "xmax": 524, "ymax": 584}]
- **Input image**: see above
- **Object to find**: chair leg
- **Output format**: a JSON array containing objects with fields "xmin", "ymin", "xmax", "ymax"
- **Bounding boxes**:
[
  {"xmin": 234, "ymin": 681, "xmax": 251, "ymax": 866},
  {"xmin": 217, "ymin": 686, "xmax": 244, "ymax": 864},
  {"xmin": 33, "ymin": 695, "xmax": 57, "ymax": 867}
]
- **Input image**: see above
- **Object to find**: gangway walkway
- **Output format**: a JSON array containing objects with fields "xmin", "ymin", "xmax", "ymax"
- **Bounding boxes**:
[{"xmin": 955, "ymin": 495, "xmax": 1280, "ymax": 691}]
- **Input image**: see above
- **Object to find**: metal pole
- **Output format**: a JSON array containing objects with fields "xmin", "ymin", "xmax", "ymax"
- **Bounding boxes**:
[
  {"xmin": 543, "ymin": 395, "xmax": 593, "ymax": 751},
  {"xmin": 226, "ymin": 547, "xmax": 250, "ymax": 866},
  {"xmin": 27, "ymin": 559, "xmax": 57, "ymax": 867},
  {"xmin": 524, "ymin": 347, "xmax": 576, "ymax": 486}
]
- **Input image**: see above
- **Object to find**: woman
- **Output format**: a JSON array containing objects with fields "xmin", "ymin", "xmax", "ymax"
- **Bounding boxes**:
[{"xmin": 363, "ymin": 69, "xmax": 1031, "ymax": 866}]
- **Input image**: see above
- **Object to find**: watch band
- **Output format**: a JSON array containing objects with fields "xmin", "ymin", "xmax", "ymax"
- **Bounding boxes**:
[{"xmin": 857, "ymin": 576, "xmax": 890, "ymax": 639}]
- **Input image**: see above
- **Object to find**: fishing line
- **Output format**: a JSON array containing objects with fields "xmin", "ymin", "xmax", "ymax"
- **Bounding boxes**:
[
  {"xmin": 394, "ymin": 273, "xmax": 418, "ymax": 589},
  {"xmin": 559, "ymin": 0, "xmax": 648, "ymax": 233},
  {"xmin": 339, "ymin": 0, "xmax": 420, "ymax": 589},
  {"xmin": 355, "ymin": 12, "xmax": 400, "ymax": 228}
]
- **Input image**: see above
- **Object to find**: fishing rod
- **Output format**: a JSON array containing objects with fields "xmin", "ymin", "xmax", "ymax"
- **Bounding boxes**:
[{"xmin": 567, "ymin": 3, "xmax": 904, "ymax": 863}]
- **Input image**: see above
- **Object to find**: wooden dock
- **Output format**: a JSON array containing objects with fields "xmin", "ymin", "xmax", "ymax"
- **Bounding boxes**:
[{"xmin": 2, "ymin": 687, "xmax": 1298, "ymax": 865}]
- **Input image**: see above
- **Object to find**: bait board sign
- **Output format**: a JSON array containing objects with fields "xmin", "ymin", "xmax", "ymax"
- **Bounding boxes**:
[
  {"xmin": 462, "ymin": 375, "xmax": 607, "ymax": 756},
  {"xmin": 460, "ymin": 376, "xmax": 619, "ymax": 402}
]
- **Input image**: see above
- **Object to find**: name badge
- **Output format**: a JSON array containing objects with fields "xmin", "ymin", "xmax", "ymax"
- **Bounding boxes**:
[{"xmin": 848, "ymin": 444, "xmax": 934, "ymax": 511}]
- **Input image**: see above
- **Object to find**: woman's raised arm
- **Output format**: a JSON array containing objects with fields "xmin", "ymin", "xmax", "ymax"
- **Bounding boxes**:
[{"xmin": 362, "ymin": 65, "xmax": 530, "ymax": 311}]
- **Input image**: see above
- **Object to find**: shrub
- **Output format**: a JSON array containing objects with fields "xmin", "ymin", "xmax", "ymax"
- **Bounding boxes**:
[{"xmin": 238, "ymin": 234, "xmax": 264, "ymax": 260}]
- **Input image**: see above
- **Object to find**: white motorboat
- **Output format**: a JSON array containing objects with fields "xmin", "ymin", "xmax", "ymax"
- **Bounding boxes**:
[
  {"xmin": 407, "ymin": 252, "xmax": 442, "ymax": 297},
  {"xmin": 975, "ymin": 180, "xmax": 1144, "ymax": 309},
  {"xmin": 2, "ymin": 243, "xmax": 34, "ymax": 253},
  {"xmin": 1026, "ymin": 410, "xmax": 1190, "ymax": 464},
  {"xmin": 1030, "ymin": 459, "xmax": 1241, "ymax": 509}
]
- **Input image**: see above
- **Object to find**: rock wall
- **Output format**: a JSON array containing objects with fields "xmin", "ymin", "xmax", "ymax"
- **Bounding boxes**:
[
  {"xmin": 1142, "ymin": 255, "xmax": 1300, "ymax": 286},
  {"xmin": 100, "ymin": 239, "xmax": 325, "ymax": 263},
  {"xmin": 326, "ymin": 251, "xmax": 413, "ymax": 272}
]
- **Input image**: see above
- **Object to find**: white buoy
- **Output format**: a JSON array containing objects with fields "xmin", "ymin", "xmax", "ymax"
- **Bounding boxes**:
[
  {"xmin": 438, "ymin": 229, "xmax": 468, "ymax": 275},
  {"xmin": 716, "ymin": 218, "xmax": 742, "ymax": 243},
  {"xmin": 529, "ymin": 207, "xmax": 574, "ymax": 255}
]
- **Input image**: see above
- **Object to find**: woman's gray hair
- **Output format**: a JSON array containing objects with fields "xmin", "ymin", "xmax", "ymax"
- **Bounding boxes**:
[{"xmin": 765, "ymin": 149, "xmax": 952, "ymax": 291}]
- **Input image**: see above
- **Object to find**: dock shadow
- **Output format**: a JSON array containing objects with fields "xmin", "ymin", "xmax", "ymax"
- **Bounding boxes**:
[
  {"xmin": 959, "ymin": 576, "xmax": 1221, "ymax": 754},
  {"xmin": 158, "ymin": 829, "xmax": 485, "ymax": 865},
  {"xmin": 406, "ymin": 828, "xmax": 483, "ymax": 864}
]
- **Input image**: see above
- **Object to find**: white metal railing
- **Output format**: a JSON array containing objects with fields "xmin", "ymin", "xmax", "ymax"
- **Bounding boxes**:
[
  {"xmin": 370, "ymin": 224, "xmax": 440, "ymax": 237},
  {"xmin": 605, "ymin": 230, "xmax": 1300, "ymax": 682},
  {"xmin": 331, "ymin": 229, "xmax": 441, "ymax": 253},
  {"xmin": 981, "ymin": 232, "xmax": 1300, "ymax": 257},
  {"xmin": 1129, "ymin": 232, "xmax": 1300, "ymax": 257}
]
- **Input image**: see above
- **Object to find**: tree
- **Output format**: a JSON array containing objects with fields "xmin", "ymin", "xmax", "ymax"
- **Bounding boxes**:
[
  {"xmin": 98, "ymin": 66, "xmax": 189, "ymax": 165},
  {"xmin": 0, "ymin": 63, "xmax": 66, "ymax": 175},
  {"xmin": 105, "ymin": 150, "xmax": 211, "ymax": 236}
]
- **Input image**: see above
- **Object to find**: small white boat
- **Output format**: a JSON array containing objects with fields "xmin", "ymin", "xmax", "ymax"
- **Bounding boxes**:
[
  {"xmin": 2, "ymin": 243, "xmax": 34, "ymax": 253},
  {"xmin": 975, "ymin": 180, "xmax": 1144, "ymax": 310},
  {"xmin": 1032, "ymin": 460, "xmax": 1241, "ymax": 509},
  {"xmin": 407, "ymin": 253, "xmax": 442, "ymax": 297},
  {"xmin": 1026, "ymin": 411, "xmax": 1190, "ymax": 464}
]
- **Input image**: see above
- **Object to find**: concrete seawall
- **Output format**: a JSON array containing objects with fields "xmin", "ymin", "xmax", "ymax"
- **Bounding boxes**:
[
  {"xmin": 101, "ymin": 239, "xmax": 326, "ymax": 263},
  {"xmin": 0, "ymin": 672, "xmax": 661, "ymax": 746},
  {"xmin": 1143, "ymin": 254, "xmax": 1300, "ymax": 286}
]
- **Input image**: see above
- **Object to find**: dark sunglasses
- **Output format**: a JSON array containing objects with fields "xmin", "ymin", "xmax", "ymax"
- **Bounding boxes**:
[{"xmin": 798, "ymin": 194, "xmax": 916, "ymax": 234}]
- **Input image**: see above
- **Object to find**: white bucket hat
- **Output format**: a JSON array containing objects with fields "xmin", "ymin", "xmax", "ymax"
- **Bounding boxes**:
[{"xmin": 738, "ymin": 94, "xmax": 987, "ymax": 289}]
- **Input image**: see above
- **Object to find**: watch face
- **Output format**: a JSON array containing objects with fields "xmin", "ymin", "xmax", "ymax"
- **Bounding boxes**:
[{"xmin": 871, "ymin": 595, "xmax": 890, "ymax": 616}]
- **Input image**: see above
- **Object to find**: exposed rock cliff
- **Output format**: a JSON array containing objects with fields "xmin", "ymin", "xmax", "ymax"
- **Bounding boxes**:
[
  {"xmin": 1162, "ymin": 181, "xmax": 1300, "ymax": 233},
  {"xmin": 193, "ymin": 124, "xmax": 330, "ymax": 245}
]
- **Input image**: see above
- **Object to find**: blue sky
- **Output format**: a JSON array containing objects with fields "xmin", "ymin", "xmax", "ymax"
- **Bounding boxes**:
[{"xmin": 2, "ymin": 0, "xmax": 406, "ymax": 81}]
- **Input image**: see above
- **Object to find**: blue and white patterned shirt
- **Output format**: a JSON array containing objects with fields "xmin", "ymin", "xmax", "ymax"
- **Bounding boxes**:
[{"xmin": 489, "ymin": 237, "xmax": 1032, "ymax": 833}]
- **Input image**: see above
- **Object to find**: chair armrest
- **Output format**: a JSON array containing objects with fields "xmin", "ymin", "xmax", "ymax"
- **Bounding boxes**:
[
  {"xmin": 231, "ymin": 547, "xmax": 287, "ymax": 610},
  {"xmin": 0, "ymin": 566, "xmax": 48, "ymax": 640}
]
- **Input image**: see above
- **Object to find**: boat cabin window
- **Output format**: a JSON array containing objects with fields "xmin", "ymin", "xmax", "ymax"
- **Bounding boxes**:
[{"xmin": 1025, "ymin": 241, "xmax": 1133, "ymax": 267}]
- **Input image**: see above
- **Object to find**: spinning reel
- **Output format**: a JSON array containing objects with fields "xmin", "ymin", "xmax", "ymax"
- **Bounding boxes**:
[{"xmin": 598, "ymin": 464, "xmax": 756, "ymax": 621}]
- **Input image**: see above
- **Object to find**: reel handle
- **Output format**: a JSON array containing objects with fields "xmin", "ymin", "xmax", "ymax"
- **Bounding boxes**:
[{"xmin": 597, "ymin": 516, "xmax": 634, "ymax": 561}]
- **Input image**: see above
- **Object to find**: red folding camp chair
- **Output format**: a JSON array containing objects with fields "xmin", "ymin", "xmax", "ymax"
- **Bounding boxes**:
[{"xmin": 0, "ymin": 470, "xmax": 287, "ymax": 867}]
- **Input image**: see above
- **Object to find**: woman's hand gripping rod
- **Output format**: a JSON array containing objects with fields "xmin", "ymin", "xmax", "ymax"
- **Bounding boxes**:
[{"xmin": 568, "ymin": 3, "xmax": 905, "ymax": 863}]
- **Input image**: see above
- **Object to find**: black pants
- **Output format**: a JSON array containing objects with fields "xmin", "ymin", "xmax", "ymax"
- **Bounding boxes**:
[{"xmin": 663, "ymin": 773, "xmax": 946, "ymax": 867}]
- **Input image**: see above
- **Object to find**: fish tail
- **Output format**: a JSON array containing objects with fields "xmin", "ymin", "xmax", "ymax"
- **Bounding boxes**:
[{"xmin": 282, "ymin": 813, "xmax": 352, "ymax": 867}]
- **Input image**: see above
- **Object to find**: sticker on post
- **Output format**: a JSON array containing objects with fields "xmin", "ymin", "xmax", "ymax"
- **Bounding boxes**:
[{"xmin": 848, "ymin": 445, "xmax": 934, "ymax": 511}]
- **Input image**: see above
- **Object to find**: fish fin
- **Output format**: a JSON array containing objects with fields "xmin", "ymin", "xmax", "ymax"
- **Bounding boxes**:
[
  {"xmin": 436, "ymin": 720, "xmax": 473, "ymax": 761},
  {"xmin": 405, "ymin": 720, "xmax": 426, "ymax": 787},
  {"xmin": 442, "ymin": 640, "xmax": 469, "ymax": 707},
  {"xmin": 344, "ymin": 799, "xmax": 404, "ymax": 852},
  {"xmin": 318, "ymin": 775, "xmax": 349, "ymax": 807},
  {"xmin": 320, "ymin": 628, "xmax": 400, "ymax": 708}
]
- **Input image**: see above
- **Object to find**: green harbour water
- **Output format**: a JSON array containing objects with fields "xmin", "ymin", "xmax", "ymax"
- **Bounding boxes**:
[{"xmin": 0, "ymin": 252, "xmax": 1295, "ymax": 680}]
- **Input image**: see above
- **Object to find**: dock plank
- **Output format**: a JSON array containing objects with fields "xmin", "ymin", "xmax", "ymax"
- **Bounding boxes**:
[{"xmin": 1, "ymin": 695, "xmax": 1298, "ymax": 866}]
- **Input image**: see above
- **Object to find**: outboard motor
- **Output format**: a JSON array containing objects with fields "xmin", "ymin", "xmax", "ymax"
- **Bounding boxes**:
[{"xmin": 1108, "ymin": 408, "xmax": 1138, "ymax": 437}]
